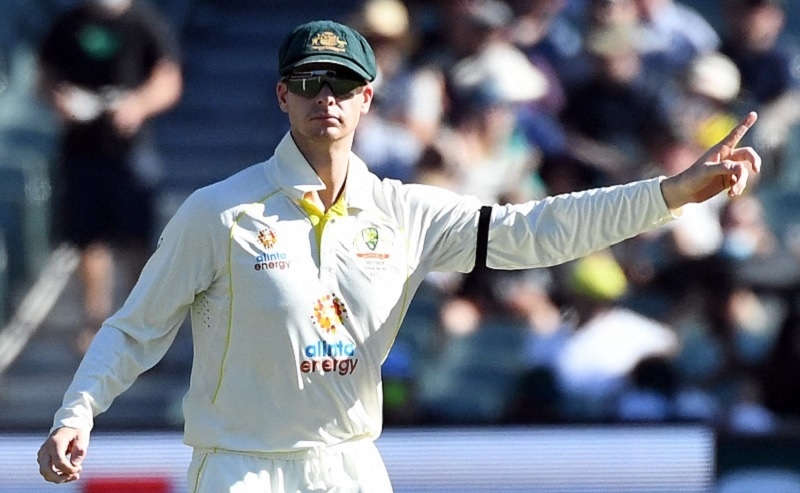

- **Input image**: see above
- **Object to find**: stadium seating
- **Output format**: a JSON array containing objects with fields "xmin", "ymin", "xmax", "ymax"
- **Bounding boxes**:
[{"xmin": 0, "ymin": 147, "xmax": 51, "ymax": 290}]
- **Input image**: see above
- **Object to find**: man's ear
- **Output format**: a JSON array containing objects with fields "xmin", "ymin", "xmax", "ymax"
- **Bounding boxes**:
[
  {"xmin": 276, "ymin": 82, "xmax": 289, "ymax": 113},
  {"xmin": 360, "ymin": 84, "xmax": 374, "ymax": 115}
]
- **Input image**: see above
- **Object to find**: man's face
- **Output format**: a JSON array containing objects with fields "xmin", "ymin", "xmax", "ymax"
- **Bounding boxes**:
[
  {"xmin": 276, "ymin": 64, "xmax": 373, "ymax": 143},
  {"xmin": 594, "ymin": 50, "xmax": 641, "ymax": 85},
  {"xmin": 731, "ymin": 3, "xmax": 785, "ymax": 52},
  {"xmin": 590, "ymin": 0, "xmax": 637, "ymax": 26}
]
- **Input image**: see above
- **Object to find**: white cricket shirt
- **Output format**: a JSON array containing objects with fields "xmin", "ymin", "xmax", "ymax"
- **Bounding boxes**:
[{"xmin": 53, "ymin": 132, "xmax": 674, "ymax": 453}]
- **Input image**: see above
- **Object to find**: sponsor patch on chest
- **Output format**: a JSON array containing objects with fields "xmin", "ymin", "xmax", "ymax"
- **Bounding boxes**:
[
  {"xmin": 252, "ymin": 225, "xmax": 292, "ymax": 271},
  {"xmin": 351, "ymin": 225, "xmax": 397, "ymax": 275}
]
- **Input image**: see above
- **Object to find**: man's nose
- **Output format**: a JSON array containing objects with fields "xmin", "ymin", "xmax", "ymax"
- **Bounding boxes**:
[{"xmin": 315, "ymin": 83, "xmax": 335, "ymax": 103}]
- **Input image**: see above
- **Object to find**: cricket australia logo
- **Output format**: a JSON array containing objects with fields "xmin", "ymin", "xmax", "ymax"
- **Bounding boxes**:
[
  {"xmin": 310, "ymin": 32, "xmax": 347, "ymax": 53},
  {"xmin": 354, "ymin": 226, "xmax": 390, "ymax": 262},
  {"xmin": 311, "ymin": 294, "xmax": 348, "ymax": 334},
  {"xmin": 361, "ymin": 227, "xmax": 379, "ymax": 251}
]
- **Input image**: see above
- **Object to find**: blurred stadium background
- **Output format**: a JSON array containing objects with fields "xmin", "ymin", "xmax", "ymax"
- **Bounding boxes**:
[{"xmin": 1, "ymin": 0, "xmax": 800, "ymax": 491}]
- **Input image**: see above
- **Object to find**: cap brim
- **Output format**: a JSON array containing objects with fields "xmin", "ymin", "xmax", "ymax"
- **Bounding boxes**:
[{"xmin": 282, "ymin": 55, "xmax": 371, "ymax": 81}]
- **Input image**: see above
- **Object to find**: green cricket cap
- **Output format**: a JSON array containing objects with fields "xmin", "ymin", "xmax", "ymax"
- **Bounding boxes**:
[{"xmin": 278, "ymin": 20, "xmax": 377, "ymax": 81}]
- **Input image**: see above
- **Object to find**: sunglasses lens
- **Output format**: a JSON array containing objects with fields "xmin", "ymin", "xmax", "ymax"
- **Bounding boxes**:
[
  {"xmin": 286, "ymin": 78, "xmax": 324, "ymax": 98},
  {"xmin": 285, "ymin": 72, "xmax": 364, "ymax": 98},
  {"xmin": 327, "ymin": 78, "xmax": 363, "ymax": 97}
]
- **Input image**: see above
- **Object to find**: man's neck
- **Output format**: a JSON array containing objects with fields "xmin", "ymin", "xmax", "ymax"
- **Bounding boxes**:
[{"xmin": 292, "ymin": 132, "xmax": 351, "ymax": 211}]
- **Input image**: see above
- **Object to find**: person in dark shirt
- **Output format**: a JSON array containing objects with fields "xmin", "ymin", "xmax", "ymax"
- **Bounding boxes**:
[
  {"xmin": 38, "ymin": 0, "xmax": 183, "ymax": 352},
  {"xmin": 720, "ymin": 0, "xmax": 800, "ymax": 183},
  {"xmin": 561, "ymin": 23, "xmax": 676, "ymax": 183}
]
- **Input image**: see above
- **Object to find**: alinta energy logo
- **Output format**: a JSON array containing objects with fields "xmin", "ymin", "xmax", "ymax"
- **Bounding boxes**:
[
  {"xmin": 258, "ymin": 227, "xmax": 276, "ymax": 249},
  {"xmin": 302, "ymin": 293, "xmax": 358, "ymax": 376},
  {"xmin": 311, "ymin": 293, "xmax": 347, "ymax": 334},
  {"xmin": 253, "ymin": 225, "xmax": 291, "ymax": 271}
]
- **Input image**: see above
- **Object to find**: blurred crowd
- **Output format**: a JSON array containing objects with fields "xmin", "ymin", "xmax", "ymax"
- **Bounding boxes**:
[
  {"xmin": 5, "ymin": 0, "xmax": 800, "ymax": 434},
  {"xmin": 339, "ymin": 0, "xmax": 800, "ymax": 432}
]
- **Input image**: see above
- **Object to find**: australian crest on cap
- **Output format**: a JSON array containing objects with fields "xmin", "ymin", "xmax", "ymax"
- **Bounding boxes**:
[{"xmin": 310, "ymin": 31, "xmax": 347, "ymax": 53}]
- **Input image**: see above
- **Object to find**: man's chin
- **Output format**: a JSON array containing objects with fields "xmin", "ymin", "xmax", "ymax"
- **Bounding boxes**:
[{"xmin": 310, "ymin": 127, "xmax": 345, "ymax": 140}]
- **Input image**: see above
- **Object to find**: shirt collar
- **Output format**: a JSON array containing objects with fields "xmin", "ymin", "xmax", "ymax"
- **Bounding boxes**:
[{"xmin": 269, "ymin": 131, "xmax": 375, "ymax": 211}]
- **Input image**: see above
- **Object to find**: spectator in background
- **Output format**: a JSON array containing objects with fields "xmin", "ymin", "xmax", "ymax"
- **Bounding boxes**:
[
  {"xmin": 425, "ymin": 75, "xmax": 547, "ymax": 205},
  {"xmin": 554, "ymin": 250, "xmax": 680, "ymax": 420},
  {"xmin": 725, "ymin": 374, "xmax": 777, "ymax": 433},
  {"xmin": 633, "ymin": 0, "xmax": 720, "ymax": 75},
  {"xmin": 497, "ymin": 267, "xmax": 571, "ymax": 424},
  {"xmin": 718, "ymin": 194, "xmax": 778, "ymax": 261},
  {"xmin": 721, "ymin": 0, "xmax": 800, "ymax": 184},
  {"xmin": 616, "ymin": 50, "xmax": 744, "ymax": 316},
  {"xmin": 37, "ymin": 0, "xmax": 182, "ymax": 353},
  {"xmin": 615, "ymin": 354, "xmax": 681, "ymax": 422},
  {"xmin": 420, "ymin": 267, "xmax": 565, "ymax": 425},
  {"xmin": 715, "ymin": 195, "xmax": 790, "ymax": 376},
  {"xmin": 416, "ymin": 0, "xmax": 552, "ymax": 204},
  {"xmin": 580, "ymin": 0, "xmax": 640, "ymax": 87},
  {"xmin": 676, "ymin": 51, "xmax": 742, "ymax": 150},
  {"xmin": 507, "ymin": 0, "xmax": 574, "ymax": 159},
  {"xmin": 616, "ymin": 121, "xmax": 726, "ymax": 320},
  {"xmin": 662, "ymin": 193, "xmax": 793, "ymax": 427},
  {"xmin": 508, "ymin": 0, "xmax": 584, "ymax": 93},
  {"xmin": 560, "ymin": 23, "xmax": 676, "ymax": 183},
  {"xmin": 588, "ymin": 0, "xmax": 640, "ymax": 28},
  {"xmin": 350, "ymin": 0, "xmax": 441, "ymax": 181},
  {"xmin": 760, "ymin": 311, "xmax": 800, "ymax": 421},
  {"xmin": 417, "ymin": 0, "xmax": 515, "ymax": 73}
]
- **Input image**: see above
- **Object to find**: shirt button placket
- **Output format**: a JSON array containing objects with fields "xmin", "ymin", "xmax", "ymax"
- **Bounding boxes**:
[{"xmin": 319, "ymin": 218, "xmax": 337, "ymax": 279}]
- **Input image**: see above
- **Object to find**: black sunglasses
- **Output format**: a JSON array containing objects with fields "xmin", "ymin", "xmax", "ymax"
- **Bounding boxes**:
[{"xmin": 283, "ymin": 70, "xmax": 366, "ymax": 98}]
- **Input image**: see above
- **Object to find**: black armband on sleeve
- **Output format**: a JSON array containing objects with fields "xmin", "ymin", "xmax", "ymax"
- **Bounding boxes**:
[{"xmin": 474, "ymin": 205, "xmax": 492, "ymax": 270}]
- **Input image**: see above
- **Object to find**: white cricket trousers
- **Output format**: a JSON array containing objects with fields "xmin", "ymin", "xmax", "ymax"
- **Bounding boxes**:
[{"xmin": 187, "ymin": 438, "xmax": 394, "ymax": 492}]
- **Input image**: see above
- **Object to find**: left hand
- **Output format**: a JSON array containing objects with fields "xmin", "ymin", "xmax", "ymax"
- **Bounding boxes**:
[{"xmin": 661, "ymin": 111, "xmax": 761, "ymax": 210}]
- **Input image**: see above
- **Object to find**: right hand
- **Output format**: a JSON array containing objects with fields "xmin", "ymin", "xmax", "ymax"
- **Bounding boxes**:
[{"xmin": 37, "ymin": 426, "xmax": 90, "ymax": 483}]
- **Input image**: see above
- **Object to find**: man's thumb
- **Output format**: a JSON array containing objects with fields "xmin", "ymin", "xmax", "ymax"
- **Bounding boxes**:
[{"xmin": 70, "ymin": 435, "xmax": 88, "ymax": 465}]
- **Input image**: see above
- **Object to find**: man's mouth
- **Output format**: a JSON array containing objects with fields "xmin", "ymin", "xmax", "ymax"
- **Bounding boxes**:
[{"xmin": 312, "ymin": 113, "xmax": 339, "ymax": 121}]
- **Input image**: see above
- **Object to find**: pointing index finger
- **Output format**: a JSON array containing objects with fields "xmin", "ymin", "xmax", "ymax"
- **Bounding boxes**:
[{"xmin": 721, "ymin": 111, "xmax": 758, "ymax": 149}]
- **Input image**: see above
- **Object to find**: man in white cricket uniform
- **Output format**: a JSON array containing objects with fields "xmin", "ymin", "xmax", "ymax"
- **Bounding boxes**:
[{"xmin": 38, "ymin": 19, "xmax": 761, "ymax": 492}]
